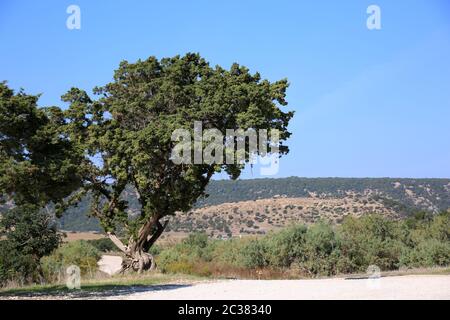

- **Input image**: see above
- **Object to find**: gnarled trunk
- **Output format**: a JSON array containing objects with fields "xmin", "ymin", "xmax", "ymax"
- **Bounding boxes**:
[
  {"xmin": 121, "ymin": 250, "xmax": 155, "ymax": 273},
  {"xmin": 107, "ymin": 217, "xmax": 169, "ymax": 273}
]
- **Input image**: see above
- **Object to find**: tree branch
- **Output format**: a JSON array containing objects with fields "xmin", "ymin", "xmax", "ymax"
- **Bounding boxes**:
[
  {"xmin": 107, "ymin": 232, "xmax": 128, "ymax": 253},
  {"xmin": 143, "ymin": 219, "xmax": 169, "ymax": 252}
]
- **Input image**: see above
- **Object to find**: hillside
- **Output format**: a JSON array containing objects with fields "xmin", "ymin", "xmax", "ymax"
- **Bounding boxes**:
[{"xmin": 54, "ymin": 177, "xmax": 450, "ymax": 235}]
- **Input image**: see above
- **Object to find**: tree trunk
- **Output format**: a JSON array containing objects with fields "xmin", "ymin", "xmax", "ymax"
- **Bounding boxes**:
[
  {"xmin": 121, "ymin": 250, "xmax": 156, "ymax": 273},
  {"xmin": 108, "ymin": 217, "xmax": 169, "ymax": 273}
]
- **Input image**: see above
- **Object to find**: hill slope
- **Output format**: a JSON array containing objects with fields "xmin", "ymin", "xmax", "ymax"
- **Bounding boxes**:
[{"xmin": 56, "ymin": 177, "xmax": 450, "ymax": 234}]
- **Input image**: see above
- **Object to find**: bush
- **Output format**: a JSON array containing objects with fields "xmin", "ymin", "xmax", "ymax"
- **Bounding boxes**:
[
  {"xmin": 0, "ymin": 240, "xmax": 44, "ymax": 286},
  {"xmin": 87, "ymin": 238, "xmax": 118, "ymax": 253},
  {"xmin": 41, "ymin": 240, "xmax": 101, "ymax": 281},
  {"xmin": 337, "ymin": 215, "xmax": 406, "ymax": 273},
  {"xmin": 211, "ymin": 238, "xmax": 253, "ymax": 267},
  {"xmin": 157, "ymin": 233, "xmax": 215, "ymax": 274},
  {"xmin": 155, "ymin": 214, "xmax": 450, "ymax": 278},
  {"xmin": 400, "ymin": 239, "xmax": 450, "ymax": 268},
  {"xmin": 240, "ymin": 239, "xmax": 268, "ymax": 268},
  {"xmin": 0, "ymin": 205, "xmax": 61, "ymax": 287},
  {"xmin": 298, "ymin": 222, "xmax": 340, "ymax": 276},
  {"xmin": 260, "ymin": 225, "xmax": 308, "ymax": 268}
]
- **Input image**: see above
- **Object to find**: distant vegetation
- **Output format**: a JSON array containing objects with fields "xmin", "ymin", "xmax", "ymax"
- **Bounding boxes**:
[
  {"xmin": 199, "ymin": 177, "xmax": 450, "ymax": 210},
  {"xmin": 56, "ymin": 177, "xmax": 450, "ymax": 232}
]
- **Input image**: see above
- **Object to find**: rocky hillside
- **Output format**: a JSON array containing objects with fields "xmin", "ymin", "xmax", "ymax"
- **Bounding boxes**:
[
  {"xmin": 198, "ymin": 178, "xmax": 450, "ymax": 212},
  {"xmin": 166, "ymin": 194, "xmax": 404, "ymax": 238},
  {"xmin": 53, "ymin": 177, "xmax": 450, "ymax": 234},
  {"xmin": 2, "ymin": 177, "xmax": 449, "ymax": 235}
]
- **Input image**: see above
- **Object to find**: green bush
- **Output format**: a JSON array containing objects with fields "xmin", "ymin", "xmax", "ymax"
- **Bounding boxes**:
[
  {"xmin": 240, "ymin": 239, "xmax": 268, "ymax": 268},
  {"xmin": 260, "ymin": 225, "xmax": 308, "ymax": 268},
  {"xmin": 0, "ymin": 240, "xmax": 44, "ymax": 286},
  {"xmin": 41, "ymin": 240, "xmax": 101, "ymax": 281},
  {"xmin": 0, "ymin": 205, "xmax": 62, "ymax": 286},
  {"xmin": 400, "ymin": 239, "xmax": 450, "ymax": 267},
  {"xmin": 211, "ymin": 237, "xmax": 253, "ymax": 267},
  {"xmin": 157, "ymin": 233, "xmax": 215, "ymax": 273},
  {"xmin": 156, "ymin": 214, "xmax": 450, "ymax": 278},
  {"xmin": 337, "ymin": 215, "xmax": 407, "ymax": 273},
  {"xmin": 87, "ymin": 238, "xmax": 118, "ymax": 253},
  {"xmin": 298, "ymin": 222, "xmax": 340, "ymax": 276},
  {"xmin": 400, "ymin": 211, "xmax": 450, "ymax": 268}
]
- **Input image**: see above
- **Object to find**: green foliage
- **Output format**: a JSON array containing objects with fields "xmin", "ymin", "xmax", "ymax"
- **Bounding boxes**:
[
  {"xmin": 41, "ymin": 240, "xmax": 101, "ymax": 281},
  {"xmin": 400, "ymin": 211, "xmax": 450, "ymax": 267},
  {"xmin": 298, "ymin": 222, "xmax": 340, "ymax": 275},
  {"xmin": 0, "ymin": 82, "xmax": 83, "ymax": 286},
  {"xmin": 246, "ymin": 225, "xmax": 308, "ymax": 268},
  {"xmin": 156, "ymin": 214, "xmax": 450, "ymax": 277},
  {"xmin": 0, "ymin": 205, "xmax": 61, "ymax": 286},
  {"xmin": 400, "ymin": 239, "xmax": 450, "ymax": 268},
  {"xmin": 87, "ymin": 238, "xmax": 118, "ymax": 253},
  {"xmin": 157, "ymin": 232, "xmax": 215, "ymax": 273},
  {"xmin": 337, "ymin": 215, "xmax": 407, "ymax": 272},
  {"xmin": 0, "ymin": 82, "xmax": 82, "ymax": 207},
  {"xmin": 62, "ymin": 53, "xmax": 293, "ymax": 251}
]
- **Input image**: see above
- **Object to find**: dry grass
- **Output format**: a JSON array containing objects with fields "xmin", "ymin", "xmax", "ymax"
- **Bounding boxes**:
[{"xmin": 62, "ymin": 231, "xmax": 105, "ymax": 242}]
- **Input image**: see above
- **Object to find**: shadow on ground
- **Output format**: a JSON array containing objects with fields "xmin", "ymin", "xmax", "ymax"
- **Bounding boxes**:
[{"xmin": 0, "ymin": 283, "xmax": 192, "ymax": 299}]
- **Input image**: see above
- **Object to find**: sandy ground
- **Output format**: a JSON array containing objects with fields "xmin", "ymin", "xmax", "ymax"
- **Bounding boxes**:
[
  {"xmin": 110, "ymin": 275, "xmax": 450, "ymax": 300},
  {"xmin": 98, "ymin": 255, "xmax": 122, "ymax": 275},
  {"xmin": 93, "ymin": 256, "xmax": 449, "ymax": 300}
]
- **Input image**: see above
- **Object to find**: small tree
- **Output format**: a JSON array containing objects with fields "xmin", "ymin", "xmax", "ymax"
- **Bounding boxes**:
[
  {"xmin": 63, "ymin": 53, "xmax": 294, "ymax": 272},
  {"xmin": 0, "ymin": 205, "xmax": 61, "ymax": 285}
]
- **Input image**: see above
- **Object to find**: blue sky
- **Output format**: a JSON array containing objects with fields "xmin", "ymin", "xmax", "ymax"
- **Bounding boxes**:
[{"xmin": 1, "ymin": 0, "xmax": 449, "ymax": 179}]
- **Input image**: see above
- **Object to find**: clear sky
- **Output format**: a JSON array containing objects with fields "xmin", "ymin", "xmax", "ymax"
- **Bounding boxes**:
[{"xmin": 1, "ymin": 0, "xmax": 449, "ymax": 179}]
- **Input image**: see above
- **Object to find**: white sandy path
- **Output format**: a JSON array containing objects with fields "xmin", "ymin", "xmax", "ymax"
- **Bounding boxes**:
[
  {"xmin": 111, "ymin": 275, "xmax": 450, "ymax": 300},
  {"xmin": 98, "ymin": 255, "xmax": 122, "ymax": 275}
]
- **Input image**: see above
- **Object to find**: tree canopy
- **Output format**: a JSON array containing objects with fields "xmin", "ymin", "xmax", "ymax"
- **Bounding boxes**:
[
  {"xmin": 0, "ymin": 82, "xmax": 82, "ymax": 284},
  {"xmin": 63, "ymin": 53, "xmax": 294, "ymax": 271},
  {"xmin": 0, "ymin": 82, "xmax": 82, "ymax": 207}
]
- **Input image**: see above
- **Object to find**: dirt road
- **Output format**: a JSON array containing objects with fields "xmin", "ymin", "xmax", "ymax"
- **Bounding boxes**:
[{"xmin": 110, "ymin": 275, "xmax": 450, "ymax": 300}]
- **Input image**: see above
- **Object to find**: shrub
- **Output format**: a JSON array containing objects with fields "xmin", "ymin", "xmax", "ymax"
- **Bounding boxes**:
[
  {"xmin": 240, "ymin": 239, "xmax": 268, "ymax": 268},
  {"xmin": 0, "ymin": 205, "xmax": 61, "ymax": 287},
  {"xmin": 337, "ymin": 215, "xmax": 406, "ymax": 273},
  {"xmin": 41, "ymin": 240, "xmax": 101, "ymax": 281},
  {"xmin": 211, "ymin": 238, "xmax": 252, "ymax": 267},
  {"xmin": 87, "ymin": 238, "xmax": 118, "ymax": 252},
  {"xmin": 0, "ymin": 240, "xmax": 44, "ymax": 286},
  {"xmin": 261, "ymin": 225, "xmax": 307, "ymax": 268},
  {"xmin": 155, "ymin": 214, "xmax": 449, "ymax": 278},
  {"xmin": 157, "ymin": 233, "xmax": 215, "ymax": 274},
  {"xmin": 400, "ymin": 239, "xmax": 450, "ymax": 268},
  {"xmin": 298, "ymin": 222, "xmax": 340, "ymax": 276}
]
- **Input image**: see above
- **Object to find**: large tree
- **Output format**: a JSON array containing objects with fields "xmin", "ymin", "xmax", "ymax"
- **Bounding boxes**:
[
  {"xmin": 0, "ymin": 82, "xmax": 82, "ymax": 206},
  {"xmin": 63, "ymin": 53, "xmax": 294, "ymax": 272},
  {"xmin": 0, "ymin": 82, "xmax": 83, "ymax": 283}
]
